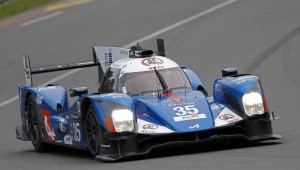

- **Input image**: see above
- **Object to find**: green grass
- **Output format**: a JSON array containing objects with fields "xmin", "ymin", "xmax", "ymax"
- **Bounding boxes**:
[{"xmin": 0, "ymin": 0, "xmax": 58, "ymax": 20}]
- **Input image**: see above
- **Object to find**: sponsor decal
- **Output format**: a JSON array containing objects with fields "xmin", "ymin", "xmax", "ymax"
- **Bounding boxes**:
[
  {"xmin": 233, "ymin": 76, "xmax": 257, "ymax": 84},
  {"xmin": 174, "ymin": 113, "xmax": 206, "ymax": 122},
  {"xmin": 35, "ymin": 95, "xmax": 43, "ymax": 105},
  {"xmin": 166, "ymin": 101, "xmax": 197, "ymax": 107},
  {"xmin": 141, "ymin": 58, "xmax": 164, "ymax": 66},
  {"xmin": 215, "ymin": 108, "xmax": 243, "ymax": 127},
  {"xmin": 59, "ymin": 119, "xmax": 67, "ymax": 132},
  {"xmin": 104, "ymin": 48, "xmax": 113, "ymax": 67},
  {"xmin": 64, "ymin": 135, "xmax": 73, "ymax": 145},
  {"xmin": 100, "ymin": 144, "xmax": 111, "ymax": 148},
  {"xmin": 211, "ymin": 103, "xmax": 224, "ymax": 110},
  {"xmin": 189, "ymin": 124, "xmax": 200, "ymax": 129},
  {"xmin": 218, "ymin": 114, "xmax": 240, "ymax": 123},
  {"xmin": 215, "ymin": 83, "xmax": 222, "ymax": 92},
  {"xmin": 142, "ymin": 124, "xmax": 159, "ymax": 130},
  {"xmin": 138, "ymin": 119, "xmax": 173, "ymax": 133},
  {"xmin": 40, "ymin": 109, "xmax": 57, "ymax": 141},
  {"xmin": 149, "ymin": 66, "xmax": 165, "ymax": 70}
]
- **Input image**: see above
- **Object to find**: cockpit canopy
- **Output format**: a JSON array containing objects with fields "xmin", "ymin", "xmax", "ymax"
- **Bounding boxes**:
[{"xmin": 100, "ymin": 66, "xmax": 191, "ymax": 96}]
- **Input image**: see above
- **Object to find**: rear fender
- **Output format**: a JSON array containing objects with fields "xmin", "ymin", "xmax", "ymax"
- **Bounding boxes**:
[{"xmin": 19, "ymin": 85, "xmax": 68, "ymax": 127}]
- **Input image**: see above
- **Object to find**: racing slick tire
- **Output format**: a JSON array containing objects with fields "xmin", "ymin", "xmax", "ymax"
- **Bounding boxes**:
[
  {"xmin": 26, "ymin": 95, "xmax": 49, "ymax": 152},
  {"xmin": 85, "ymin": 105, "xmax": 102, "ymax": 157}
]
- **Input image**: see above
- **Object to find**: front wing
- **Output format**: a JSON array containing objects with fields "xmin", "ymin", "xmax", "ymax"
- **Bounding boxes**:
[{"xmin": 95, "ymin": 117, "xmax": 282, "ymax": 161}]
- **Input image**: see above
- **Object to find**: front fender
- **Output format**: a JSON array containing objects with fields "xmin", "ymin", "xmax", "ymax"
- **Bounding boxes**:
[
  {"xmin": 213, "ymin": 75, "xmax": 265, "ymax": 116},
  {"xmin": 82, "ymin": 93, "xmax": 134, "ymax": 132}
]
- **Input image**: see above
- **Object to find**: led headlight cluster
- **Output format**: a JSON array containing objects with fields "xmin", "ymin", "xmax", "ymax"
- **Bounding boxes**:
[
  {"xmin": 242, "ymin": 91, "xmax": 264, "ymax": 116},
  {"xmin": 111, "ymin": 109, "xmax": 134, "ymax": 132}
]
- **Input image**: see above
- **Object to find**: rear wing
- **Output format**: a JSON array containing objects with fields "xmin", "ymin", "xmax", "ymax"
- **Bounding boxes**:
[
  {"xmin": 22, "ymin": 56, "xmax": 99, "ymax": 86},
  {"xmin": 22, "ymin": 39, "xmax": 165, "ymax": 86}
]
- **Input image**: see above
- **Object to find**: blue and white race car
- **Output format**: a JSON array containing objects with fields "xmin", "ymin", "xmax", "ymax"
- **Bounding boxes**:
[{"xmin": 16, "ymin": 39, "xmax": 281, "ymax": 161}]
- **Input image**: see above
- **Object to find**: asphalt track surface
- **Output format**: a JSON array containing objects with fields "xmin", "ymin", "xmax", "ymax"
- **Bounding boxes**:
[{"xmin": 0, "ymin": 0, "xmax": 300, "ymax": 169}]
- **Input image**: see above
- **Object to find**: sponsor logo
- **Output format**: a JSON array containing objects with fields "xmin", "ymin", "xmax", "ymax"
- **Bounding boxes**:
[
  {"xmin": 174, "ymin": 113, "xmax": 206, "ymax": 122},
  {"xmin": 141, "ymin": 58, "xmax": 164, "ymax": 66},
  {"xmin": 143, "ymin": 124, "xmax": 159, "ymax": 130},
  {"xmin": 59, "ymin": 119, "xmax": 67, "ymax": 132},
  {"xmin": 36, "ymin": 95, "xmax": 43, "ymax": 105},
  {"xmin": 105, "ymin": 48, "xmax": 113, "ymax": 67},
  {"xmin": 100, "ymin": 144, "xmax": 111, "ymax": 148},
  {"xmin": 211, "ymin": 104, "xmax": 224, "ymax": 110},
  {"xmin": 166, "ymin": 101, "xmax": 197, "ymax": 107},
  {"xmin": 218, "ymin": 114, "xmax": 239, "ymax": 123},
  {"xmin": 189, "ymin": 124, "xmax": 200, "ymax": 129},
  {"xmin": 219, "ymin": 114, "xmax": 234, "ymax": 120},
  {"xmin": 64, "ymin": 135, "xmax": 73, "ymax": 145},
  {"xmin": 215, "ymin": 83, "xmax": 222, "ymax": 92},
  {"xmin": 149, "ymin": 66, "xmax": 165, "ymax": 70}
]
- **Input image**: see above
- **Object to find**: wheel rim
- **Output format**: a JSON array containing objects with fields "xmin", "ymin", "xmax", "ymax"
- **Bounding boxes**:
[
  {"xmin": 86, "ymin": 109, "xmax": 100, "ymax": 155},
  {"xmin": 27, "ymin": 101, "xmax": 38, "ymax": 145}
]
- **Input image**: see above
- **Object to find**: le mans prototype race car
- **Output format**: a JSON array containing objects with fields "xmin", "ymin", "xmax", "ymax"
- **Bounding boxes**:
[{"xmin": 16, "ymin": 39, "xmax": 281, "ymax": 161}]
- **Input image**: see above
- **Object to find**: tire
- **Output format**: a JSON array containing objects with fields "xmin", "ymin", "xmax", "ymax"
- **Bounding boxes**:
[
  {"xmin": 26, "ymin": 95, "xmax": 49, "ymax": 152},
  {"xmin": 85, "ymin": 105, "xmax": 101, "ymax": 157}
]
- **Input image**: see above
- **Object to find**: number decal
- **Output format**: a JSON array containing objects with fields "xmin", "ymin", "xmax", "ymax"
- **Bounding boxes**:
[
  {"xmin": 173, "ymin": 105, "xmax": 199, "ymax": 116},
  {"xmin": 173, "ymin": 107, "xmax": 186, "ymax": 115},
  {"xmin": 73, "ymin": 123, "xmax": 81, "ymax": 142}
]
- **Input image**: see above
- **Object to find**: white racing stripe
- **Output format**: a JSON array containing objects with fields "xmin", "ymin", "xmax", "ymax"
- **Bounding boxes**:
[
  {"xmin": 0, "ymin": 0, "xmax": 239, "ymax": 108},
  {"xmin": 20, "ymin": 11, "xmax": 64, "ymax": 27}
]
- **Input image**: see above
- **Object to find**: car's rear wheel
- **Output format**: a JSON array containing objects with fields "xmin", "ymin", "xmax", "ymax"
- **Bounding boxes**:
[
  {"xmin": 27, "ymin": 95, "xmax": 48, "ymax": 152},
  {"xmin": 86, "ymin": 105, "xmax": 101, "ymax": 156}
]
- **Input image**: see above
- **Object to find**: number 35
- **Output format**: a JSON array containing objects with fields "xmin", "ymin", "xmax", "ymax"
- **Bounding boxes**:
[{"xmin": 173, "ymin": 105, "xmax": 199, "ymax": 116}]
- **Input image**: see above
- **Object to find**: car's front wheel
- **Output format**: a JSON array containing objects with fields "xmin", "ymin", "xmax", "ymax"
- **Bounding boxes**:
[{"xmin": 85, "ymin": 105, "xmax": 101, "ymax": 156}]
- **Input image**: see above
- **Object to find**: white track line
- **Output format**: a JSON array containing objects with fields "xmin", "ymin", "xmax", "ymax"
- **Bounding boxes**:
[
  {"xmin": 0, "ymin": 0, "xmax": 238, "ymax": 108},
  {"xmin": 20, "ymin": 11, "xmax": 63, "ymax": 27}
]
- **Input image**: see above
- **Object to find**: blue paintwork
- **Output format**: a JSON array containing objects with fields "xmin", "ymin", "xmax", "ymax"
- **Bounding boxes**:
[
  {"xmin": 182, "ymin": 67, "xmax": 206, "ymax": 91},
  {"xmin": 18, "ymin": 68, "xmax": 265, "ymax": 150},
  {"xmin": 213, "ymin": 75, "xmax": 264, "ymax": 105},
  {"xmin": 134, "ymin": 90, "xmax": 214, "ymax": 132}
]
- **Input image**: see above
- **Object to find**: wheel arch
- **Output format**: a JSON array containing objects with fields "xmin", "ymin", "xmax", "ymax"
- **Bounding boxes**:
[{"xmin": 80, "ymin": 97, "xmax": 92, "ymax": 122}]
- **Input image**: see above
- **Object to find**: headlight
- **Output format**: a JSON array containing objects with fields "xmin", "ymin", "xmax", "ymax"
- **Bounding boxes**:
[
  {"xmin": 111, "ymin": 109, "xmax": 134, "ymax": 132},
  {"xmin": 242, "ymin": 91, "xmax": 264, "ymax": 116}
]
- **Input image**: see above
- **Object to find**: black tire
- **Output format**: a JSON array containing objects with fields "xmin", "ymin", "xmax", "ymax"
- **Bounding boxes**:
[
  {"xmin": 85, "ymin": 105, "xmax": 101, "ymax": 157},
  {"xmin": 26, "ymin": 95, "xmax": 48, "ymax": 152}
]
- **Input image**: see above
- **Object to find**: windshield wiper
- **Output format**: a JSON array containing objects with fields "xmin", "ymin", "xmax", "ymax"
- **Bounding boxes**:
[{"xmin": 154, "ymin": 67, "xmax": 171, "ymax": 94}]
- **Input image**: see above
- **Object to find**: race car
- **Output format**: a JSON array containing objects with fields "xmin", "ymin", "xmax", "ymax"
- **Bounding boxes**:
[{"xmin": 16, "ymin": 39, "xmax": 281, "ymax": 161}]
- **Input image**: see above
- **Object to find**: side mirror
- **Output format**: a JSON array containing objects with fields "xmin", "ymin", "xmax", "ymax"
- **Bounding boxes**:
[
  {"xmin": 70, "ymin": 87, "xmax": 88, "ymax": 97},
  {"xmin": 222, "ymin": 68, "xmax": 238, "ymax": 77}
]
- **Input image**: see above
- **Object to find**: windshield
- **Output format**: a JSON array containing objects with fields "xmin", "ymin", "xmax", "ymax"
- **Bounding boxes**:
[{"xmin": 119, "ymin": 67, "xmax": 192, "ymax": 96}]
